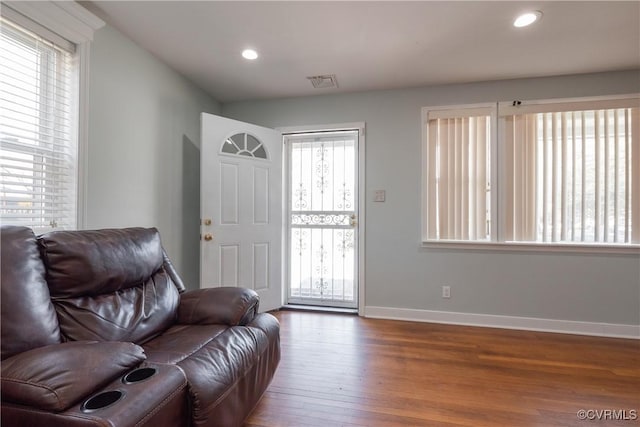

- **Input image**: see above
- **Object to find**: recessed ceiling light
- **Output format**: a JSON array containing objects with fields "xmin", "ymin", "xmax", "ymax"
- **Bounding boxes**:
[
  {"xmin": 242, "ymin": 49, "xmax": 258, "ymax": 60},
  {"xmin": 513, "ymin": 11, "xmax": 542, "ymax": 28}
]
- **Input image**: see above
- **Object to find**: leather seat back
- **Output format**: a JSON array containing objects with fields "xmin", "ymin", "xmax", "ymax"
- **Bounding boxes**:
[
  {"xmin": 1, "ymin": 226, "xmax": 62, "ymax": 360},
  {"xmin": 38, "ymin": 228, "xmax": 181, "ymax": 344}
]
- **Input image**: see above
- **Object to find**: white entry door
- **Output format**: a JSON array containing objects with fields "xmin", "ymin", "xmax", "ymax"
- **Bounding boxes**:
[{"xmin": 200, "ymin": 113, "xmax": 282, "ymax": 312}]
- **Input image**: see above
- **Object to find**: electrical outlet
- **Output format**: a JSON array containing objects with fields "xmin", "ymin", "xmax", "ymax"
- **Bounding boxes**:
[{"xmin": 442, "ymin": 286, "xmax": 451, "ymax": 299}]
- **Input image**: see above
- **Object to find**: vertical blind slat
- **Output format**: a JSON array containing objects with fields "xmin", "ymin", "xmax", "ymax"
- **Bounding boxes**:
[
  {"xmin": 581, "ymin": 111, "xmax": 587, "ymax": 242},
  {"xmin": 504, "ymin": 117, "xmax": 515, "ymax": 240},
  {"xmin": 469, "ymin": 118, "xmax": 477, "ymax": 240},
  {"xmin": 454, "ymin": 118, "xmax": 461, "ymax": 239},
  {"xmin": 525, "ymin": 115, "xmax": 531, "ymax": 240},
  {"xmin": 479, "ymin": 117, "xmax": 488, "ymax": 239},
  {"xmin": 625, "ymin": 110, "xmax": 631, "ymax": 242},
  {"xmin": 594, "ymin": 110, "xmax": 601, "ymax": 242},
  {"xmin": 439, "ymin": 119, "xmax": 450, "ymax": 238},
  {"xmin": 570, "ymin": 112, "xmax": 577, "ymax": 241},
  {"xmin": 514, "ymin": 116, "xmax": 522, "ymax": 238},
  {"xmin": 631, "ymin": 109, "xmax": 640, "ymax": 243},
  {"xmin": 613, "ymin": 112, "xmax": 619, "ymax": 243},
  {"xmin": 551, "ymin": 113, "xmax": 558, "ymax": 241},
  {"xmin": 604, "ymin": 111, "xmax": 610, "ymax": 242},
  {"xmin": 542, "ymin": 114, "xmax": 548, "ymax": 240},
  {"xmin": 461, "ymin": 118, "xmax": 469, "ymax": 239},
  {"xmin": 427, "ymin": 117, "xmax": 438, "ymax": 239},
  {"xmin": 447, "ymin": 119, "xmax": 457, "ymax": 239},
  {"xmin": 560, "ymin": 113, "xmax": 568, "ymax": 242}
]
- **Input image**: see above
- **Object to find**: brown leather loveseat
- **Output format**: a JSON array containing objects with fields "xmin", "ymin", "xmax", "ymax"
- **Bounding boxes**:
[{"xmin": 1, "ymin": 226, "xmax": 280, "ymax": 427}]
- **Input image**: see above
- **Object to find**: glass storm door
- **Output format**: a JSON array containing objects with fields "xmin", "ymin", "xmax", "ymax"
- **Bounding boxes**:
[{"xmin": 286, "ymin": 130, "xmax": 358, "ymax": 308}]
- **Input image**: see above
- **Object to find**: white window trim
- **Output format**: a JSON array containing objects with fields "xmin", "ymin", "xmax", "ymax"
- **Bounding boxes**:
[
  {"xmin": 421, "ymin": 96, "xmax": 640, "ymax": 255},
  {"xmin": 421, "ymin": 240, "xmax": 640, "ymax": 255},
  {"xmin": 2, "ymin": 1, "xmax": 104, "ymax": 231}
]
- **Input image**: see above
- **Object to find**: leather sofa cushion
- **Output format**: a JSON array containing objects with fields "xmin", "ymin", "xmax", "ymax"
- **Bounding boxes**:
[
  {"xmin": 145, "ymin": 325, "xmax": 270, "ymax": 426},
  {"xmin": 39, "ymin": 228, "xmax": 181, "ymax": 344},
  {"xmin": 177, "ymin": 287, "xmax": 259, "ymax": 326},
  {"xmin": 1, "ymin": 341, "xmax": 146, "ymax": 412},
  {"xmin": 54, "ymin": 269, "xmax": 180, "ymax": 344},
  {"xmin": 0, "ymin": 226, "xmax": 61, "ymax": 360},
  {"xmin": 39, "ymin": 228, "xmax": 164, "ymax": 298},
  {"xmin": 143, "ymin": 324, "xmax": 228, "ymax": 364}
]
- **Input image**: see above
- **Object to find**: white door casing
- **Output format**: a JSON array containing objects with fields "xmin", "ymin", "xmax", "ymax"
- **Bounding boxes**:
[{"xmin": 200, "ymin": 113, "xmax": 283, "ymax": 312}]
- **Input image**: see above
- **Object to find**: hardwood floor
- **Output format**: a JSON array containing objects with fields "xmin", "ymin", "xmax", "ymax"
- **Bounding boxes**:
[{"xmin": 245, "ymin": 310, "xmax": 639, "ymax": 427}]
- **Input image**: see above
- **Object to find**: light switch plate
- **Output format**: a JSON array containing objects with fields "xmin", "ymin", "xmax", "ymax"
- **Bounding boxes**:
[{"xmin": 374, "ymin": 190, "xmax": 386, "ymax": 202}]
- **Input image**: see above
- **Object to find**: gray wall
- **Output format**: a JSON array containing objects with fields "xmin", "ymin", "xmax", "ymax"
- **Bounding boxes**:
[
  {"xmin": 87, "ymin": 25, "xmax": 220, "ymax": 289},
  {"xmin": 223, "ymin": 70, "xmax": 640, "ymax": 326}
]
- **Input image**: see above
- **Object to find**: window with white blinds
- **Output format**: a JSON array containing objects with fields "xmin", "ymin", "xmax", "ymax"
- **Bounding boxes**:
[
  {"xmin": 502, "ymin": 98, "xmax": 640, "ymax": 245},
  {"xmin": 0, "ymin": 16, "xmax": 78, "ymax": 230},
  {"xmin": 423, "ymin": 106, "xmax": 493, "ymax": 241}
]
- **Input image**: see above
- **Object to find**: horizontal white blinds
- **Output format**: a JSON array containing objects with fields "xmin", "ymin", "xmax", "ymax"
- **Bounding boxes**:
[
  {"xmin": 504, "ymin": 106, "xmax": 640, "ymax": 244},
  {"xmin": 425, "ymin": 111, "xmax": 491, "ymax": 241},
  {"xmin": 0, "ymin": 17, "xmax": 77, "ymax": 230}
]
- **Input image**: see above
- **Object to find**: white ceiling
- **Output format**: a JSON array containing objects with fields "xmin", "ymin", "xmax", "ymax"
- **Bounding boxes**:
[{"xmin": 86, "ymin": 1, "xmax": 640, "ymax": 103}]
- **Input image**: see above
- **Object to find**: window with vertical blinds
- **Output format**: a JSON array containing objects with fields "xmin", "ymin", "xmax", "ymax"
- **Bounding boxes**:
[
  {"xmin": 0, "ymin": 16, "xmax": 77, "ymax": 230},
  {"xmin": 423, "ymin": 106, "xmax": 493, "ymax": 241},
  {"xmin": 502, "ymin": 98, "xmax": 640, "ymax": 245},
  {"xmin": 423, "ymin": 96, "xmax": 639, "ymax": 248}
]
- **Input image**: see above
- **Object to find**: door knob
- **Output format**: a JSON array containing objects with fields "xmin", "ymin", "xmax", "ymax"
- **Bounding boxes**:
[
  {"xmin": 203, "ymin": 233, "xmax": 213, "ymax": 241},
  {"xmin": 350, "ymin": 214, "xmax": 357, "ymax": 227}
]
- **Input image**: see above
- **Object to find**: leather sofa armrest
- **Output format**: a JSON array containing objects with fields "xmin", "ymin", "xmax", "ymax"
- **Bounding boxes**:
[
  {"xmin": 1, "ymin": 341, "xmax": 146, "ymax": 412},
  {"xmin": 177, "ymin": 287, "xmax": 259, "ymax": 326}
]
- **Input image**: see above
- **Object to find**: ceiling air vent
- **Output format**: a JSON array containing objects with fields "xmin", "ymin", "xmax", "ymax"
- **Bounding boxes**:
[{"xmin": 307, "ymin": 74, "xmax": 339, "ymax": 89}]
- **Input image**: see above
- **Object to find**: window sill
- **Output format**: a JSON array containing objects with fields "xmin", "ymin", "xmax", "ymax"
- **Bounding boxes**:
[{"xmin": 421, "ymin": 240, "xmax": 640, "ymax": 255}]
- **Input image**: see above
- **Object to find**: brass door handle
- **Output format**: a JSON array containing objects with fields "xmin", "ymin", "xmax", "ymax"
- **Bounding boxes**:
[
  {"xmin": 203, "ymin": 233, "xmax": 213, "ymax": 241},
  {"xmin": 350, "ymin": 214, "xmax": 357, "ymax": 227}
]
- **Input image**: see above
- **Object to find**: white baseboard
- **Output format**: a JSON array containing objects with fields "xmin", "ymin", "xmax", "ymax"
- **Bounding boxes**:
[{"xmin": 364, "ymin": 306, "xmax": 640, "ymax": 339}]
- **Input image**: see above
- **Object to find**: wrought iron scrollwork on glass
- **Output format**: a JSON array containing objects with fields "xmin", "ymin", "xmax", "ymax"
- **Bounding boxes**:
[
  {"xmin": 294, "ymin": 184, "xmax": 308, "ymax": 210},
  {"xmin": 314, "ymin": 244, "xmax": 329, "ymax": 294},
  {"xmin": 315, "ymin": 145, "xmax": 329, "ymax": 194},
  {"xmin": 291, "ymin": 213, "xmax": 351, "ymax": 226},
  {"xmin": 337, "ymin": 183, "xmax": 352, "ymax": 210},
  {"xmin": 336, "ymin": 230, "xmax": 354, "ymax": 258},
  {"xmin": 292, "ymin": 229, "xmax": 308, "ymax": 256}
]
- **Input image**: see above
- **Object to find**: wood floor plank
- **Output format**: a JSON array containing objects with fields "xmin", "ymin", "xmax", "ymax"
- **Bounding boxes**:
[{"xmin": 245, "ymin": 311, "xmax": 640, "ymax": 426}]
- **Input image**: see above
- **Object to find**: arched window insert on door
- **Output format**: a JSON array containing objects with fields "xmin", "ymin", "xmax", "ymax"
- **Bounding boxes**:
[{"xmin": 221, "ymin": 133, "xmax": 268, "ymax": 159}]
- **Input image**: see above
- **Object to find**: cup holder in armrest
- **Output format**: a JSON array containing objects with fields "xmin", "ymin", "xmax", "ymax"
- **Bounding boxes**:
[
  {"xmin": 122, "ymin": 367, "xmax": 157, "ymax": 384},
  {"xmin": 81, "ymin": 390, "xmax": 125, "ymax": 413}
]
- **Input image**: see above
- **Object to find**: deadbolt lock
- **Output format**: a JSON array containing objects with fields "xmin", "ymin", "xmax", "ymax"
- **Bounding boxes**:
[{"xmin": 203, "ymin": 218, "xmax": 212, "ymax": 226}]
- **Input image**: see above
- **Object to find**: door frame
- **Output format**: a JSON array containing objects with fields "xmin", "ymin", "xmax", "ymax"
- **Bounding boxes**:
[{"xmin": 278, "ymin": 122, "xmax": 366, "ymax": 315}]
